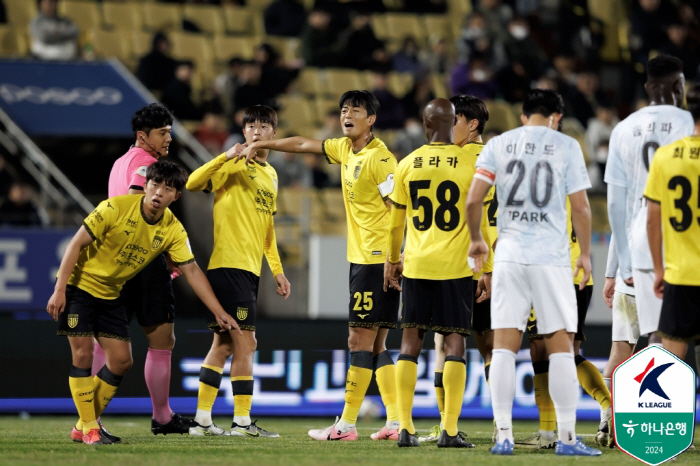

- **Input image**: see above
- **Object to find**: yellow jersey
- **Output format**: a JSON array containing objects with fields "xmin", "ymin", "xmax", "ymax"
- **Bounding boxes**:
[
  {"xmin": 322, "ymin": 137, "xmax": 397, "ymax": 264},
  {"xmin": 186, "ymin": 154, "xmax": 283, "ymax": 277},
  {"xmin": 567, "ymin": 197, "xmax": 594, "ymax": 286},
  {"xmin": 390, "ymin": 143, "xmax": 477, "ymax": 280},
  {"xmin": 643, "ymin": 136, "xmax": 700, "ymax": 286},
  {"xmin": 70, "ymin": 195, "xmax": 194, "ymax": 300},
  {"xmin": 462, "ymin": 141, "xmax": 496, "ymax": 278}
]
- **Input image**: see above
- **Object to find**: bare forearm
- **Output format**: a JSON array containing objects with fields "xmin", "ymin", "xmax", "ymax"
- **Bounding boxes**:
[
  {"xmin": 55, "ymin": 242, "xmax": 82, "ymax": 292},
  {"xmin": 466, "ymin": 200, "xmax": 483, "ymax": 242},
  {"xmin": 256, "ymin": 137, "xmax": 323, "ymax": 154}
]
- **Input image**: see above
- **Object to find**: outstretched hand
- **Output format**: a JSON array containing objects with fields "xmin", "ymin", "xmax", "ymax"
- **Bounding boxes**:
[
  {"xmin": 231, "ymin": 142, "xmax": 261, "ymax": 164},
  {"xmin": 225, "ymin": 143, "xmax": 247, "ymax": 161}
]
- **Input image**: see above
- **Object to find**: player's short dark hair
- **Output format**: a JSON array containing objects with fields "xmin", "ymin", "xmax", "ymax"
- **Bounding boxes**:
[
  {"xmin": 647, "ymin": 54, "xmax": 684, "ymax": 80},
  {"xmin": 131, "ymin": 103, "xmax": 173, "ymax": 138},
  {"xmin": 339, "ymin": 90, "xmax": 380, "ymax": 117},
  {"xmin": 522, "ymin": 89, "xmax": 565, "ymax": 118},
  {"xmin": 450, "ymin": 95, "xmax": 489, "ymax": 134},
  {"xmin": 686, "ymin": 82, "xmax": 700, "ymax": 122},
  {"xmin": 242, "ymin": 105, "xmax": 278, "ymax": 129},
  {"xmin": 145, "ymin": 160, "xmax": 188, "ymax": 192}
]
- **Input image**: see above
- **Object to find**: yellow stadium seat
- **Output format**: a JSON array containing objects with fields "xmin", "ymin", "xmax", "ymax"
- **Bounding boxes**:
[
  {"xmin": 143, "ymin": 3, "xmax": 182, "ymax": 32},
  {"xmin": 131, "ymin": 30, "xmax": 153, "ymax": 61},
  {"xmin": 315, "ymin": 97, "xmax": 339, "ymax": 123},
  {"xmin": 484, "ymin": 100, "xmax": 518, "ymax": 132},
  {"xmin": 371, "ymin": 14, "xmax": 390, "ymax": 42},
  {"xmin": 588, "ymin": 0, "xmax": 627, "ymax": 62},
  {"xmin": 90, "ymin": 29, "xmax": 131, "ymax": 63},
  {"xmin": 265, "ymin": 35, "xmax": 301, "ymax": 62},
  {"xmin": 0, "ymin": 25, "xmax": 27, "ymax": 56},
  {"xmin": 102, "ymin": 2, "xmax": 143, "ymax": 31},
  {"xmin": 212, "ymin": 35, "xmax": 257, "ymax": 63},
  {"xmin": 297, "ymin": 67, "xmax": 324, "ymax": 96},
  {"xmin": 278, "ymin": 96, "xmax": 316, "ymax": 132},
  {"xmin": 325, "ymin": 69, "xmax": 363, "ymax": 96},
  {"xmin": 423, "ymin": 15, "xmax": 451, "ymax": 42},
  {"xmin": 60, "ymin": 1, "xmax": 101, "ymax": 33},
  {"xmin": 384, "ymin": 13, "xmax": 424, "ymax": 42},
  {"xmin": 447, "ymin": 0, "xmax": 472, "ymax": 15},
  {"xmin": 246, "ymin": 0, "xmax": 274, "ymax": 11},
  {"xmin": 170, "ymin": 31, "xmax": 213, "ymax": 67},
  {"xmin": 183, "ymin": 4, "xmax": 225, "ymax": 36},
  {"xmin": 5, "ymin": 0, "xmax": 37, "ymax": 28},
  {"xmin": 223, "ymin": 5, "xmax": 255, "ymax": 35},
  {"xmin": 430, "ymin": 73, "xmax": 448, "ymax": 99},
  {"xmin": 388, "ymin": 72, "xmax": 414, "ymax": 98}
]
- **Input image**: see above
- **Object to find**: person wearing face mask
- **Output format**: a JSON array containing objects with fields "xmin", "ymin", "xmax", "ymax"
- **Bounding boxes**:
[
  {"xmin": 451, "ymin": 54, "xmax": 498, "ymax": 101},
  {"xmin": 504, "ymin": 17, "xmax": 548, "ymax": 78},
  {"xmin": 457, "ymin": 11, "xmax": 507, "ymax": 70}
]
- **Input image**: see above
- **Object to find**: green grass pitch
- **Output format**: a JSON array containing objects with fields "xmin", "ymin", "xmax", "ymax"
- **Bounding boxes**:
[{"xmin": 0, "ymin": 416, "xmax": 697, "ymax": 466}]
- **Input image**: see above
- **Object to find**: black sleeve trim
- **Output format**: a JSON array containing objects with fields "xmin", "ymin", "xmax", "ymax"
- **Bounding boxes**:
[
  {"xmin": 321, "ymin": 140, "xmax": 332, "ymax": 164},
  {"xmin": 83, "ymin": 222, "xmax": 97, "ymax": 241},
  {"xmin": 203, "ymin": 179, "xmax": 213, "ymax": 194},
  {"xmin": 273, "ymin": 211, "xmax": 277, "ymax": 216},
  {"xmin": 173, "ymin": 258, "xmax": 195, "ymax": 266},
  {"xmin": 129, "ymin": 185, "xmax": 144, "ymax": 191},
  {"xmin": 390, "ymin": 199, "xmax": 406, "ymax": 209},
  {"xmin": 644, "ymin": 195, "xmax": 660, "ymax": 204}
]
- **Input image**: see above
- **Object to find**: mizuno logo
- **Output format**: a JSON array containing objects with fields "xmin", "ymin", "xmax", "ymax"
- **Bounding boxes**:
[
  {"xmin": 358, "ymin": 314, "xmax": 369, "ymax": 319},
  {"xmin": 82, "ymin": 398, "xmax": 93, "ymax": 403},
  {"xmin": 380, "ymin": 157, "xmax": 389, "ymax": 162},
  {"xmin": 107, "ymin": 202, "xmax": 114, "ymax": 210},
  {"xmin": 249, "ymin": 176, "xmax": 256, "ymax": 180},
  {"xmin": 124, "ymin": 230, "xmax": 133, "ymax": 235}
]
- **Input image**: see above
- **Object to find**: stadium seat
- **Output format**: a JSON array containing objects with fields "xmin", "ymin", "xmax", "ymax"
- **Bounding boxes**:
[
  {"xmin": 90, "ymin": 29, "xmax": 131, "ymax": 63},
  {"xmin": 102, "ymin": 2, "xmax": 143, "ymax": 31},
  {"xmin": 142, "ymin": 3, "xmax": 183, "ymax": 32},
  {"xmin": 423, "ymin": 15, "xmax": 451, "ymax": 43},
  {"xmin": 60, "ymin": 1, "xmax": 101, "ymax": 34},
  {"xmin": 0, "ymin": 25, "xmax": 27, "ymax": 56},
  {"xmin": 447, "ymin": 0, "xmax": 472, "ymax": 15},
  {"xmin": 484, "ymin": 100, "xmax": 519, "ymax": 132},
  {"xmin": 212, "ymin": 35, "xmax": 257, "ymax": 63},
  {"xmin": 430, "ymin": 73, "xmax": 449, "ymax": 98},
  {"xmin": 170, "ymin": 31, "xmax": 214, "ymax": 67},
  {"xmin": 246, "ymin": 0, "xmax": 275, "ymax": 11},
  {"xmin": 371, "ymin": 14, "xmax": 390, "ymax": 42},
  {"xmin": 131, "ymin": 30, "xmax": 153, "ymax": 62},
  {"xmin": 5, "ymin": 0, "xmax": 37, "ymax": 28},
  {"xmin": 388, "ymin": 72, "xmax": 414, "ymax": 98},
  {"xmin": 278, "ymin": 95, "xmax": 317, "ymax": 132},
  {"xmin": 325, "ymin": 69, "xmax": 363, "ymax": 97},
  {"xmin": 384, "ymin": 14, "xmax": 425, "ymax": 43},
  {"xmin": 296, "ymin": 68, "xmax": 324, "ymax": 96},
  {"xmin": 183, "ymin": 4, "xmax": 226, "ymax": 36},
  {"xmin": 315, "ymin": 97, "xmax": 339, "ymax": 124},
  {"xmin": 223, "ymin": 5, "xmax": 255, "ymax": 35},
  {"xmin": 265, "ymin": 36, "xmax": 301, "ymax": 62},
  {"xmin": 588, "ymin": 0, "xmax": 627, "ymax": 62}
]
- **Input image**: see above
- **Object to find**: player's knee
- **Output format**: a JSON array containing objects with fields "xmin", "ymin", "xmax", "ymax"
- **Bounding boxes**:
[
  {"xmin": 215, "ymin": 341, "xmax": 234, "ymax": 359},
  {"xmin": 110, "ymin": 355, "xmax": 133, "ymax": 375},
  {"xmin": 72, "ymin": 345, "xmax": 93, "ymax": 368}
]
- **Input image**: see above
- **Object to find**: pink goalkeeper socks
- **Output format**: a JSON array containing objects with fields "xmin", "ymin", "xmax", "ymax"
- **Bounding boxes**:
[
  {"xmin": 92, "ymin": 342, "xmax": 107, "ymax": 377},
  {"xmin": 145, "ymin": 348, "xmax": 174, "ymax": 425}
]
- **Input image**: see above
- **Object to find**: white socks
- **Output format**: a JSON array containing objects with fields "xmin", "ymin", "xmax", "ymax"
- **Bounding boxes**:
[
  {"xmin": 489, "ymin": 349, "xmax": 517, "ymax": 443},
  {"xmin": 234, "ymin": 416, "xmax": 251, "ymax": 426},
  {"xmin": 336, "ymin": 419, "xmax": 354, "ymax": 432},
  {"xmin": 602, "ymin": 378, "xmax": 612, "ymax": 422},
  {"xmin": 195, "ymin": 409, "xmax": 212, "ymax": 427},
  {"xmin": 386, "ymin": 420, "xmax": 400, "ymax": 430},
  {"xmin": 549, "ymin": 352, "xmax": 578, "ymax": 445}
]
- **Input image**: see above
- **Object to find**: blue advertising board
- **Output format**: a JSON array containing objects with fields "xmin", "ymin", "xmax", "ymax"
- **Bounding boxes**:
[
  {"xmin": 0, "ymin": 59, "xmax": 150, "ymax": 137},
  {"xmin": 0, "ymin": 228, "xmax": 74, "ymax": 310}
]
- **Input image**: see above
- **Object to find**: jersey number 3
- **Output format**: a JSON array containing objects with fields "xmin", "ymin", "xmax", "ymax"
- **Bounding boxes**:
[
  {"xmin": 409, "ymin": 180, "xmax": 460, "ymax": 232},
  {"xmin": 668, "ymin": 175, "xmax": 700, "ymax": 232}
]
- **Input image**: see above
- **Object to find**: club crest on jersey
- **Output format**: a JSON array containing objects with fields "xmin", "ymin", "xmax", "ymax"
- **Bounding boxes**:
[
  {"xmin": 237, "ymin": 307, "xmax": 248, "ymax": 321},
  {"xmin": 152, "ymin": 235, "xmax": 164, "ymax": 249},
  {"xmin": 353, "ymin": 164, "xmax": 362, "ymax": 180},
  {"xmin": 68, "ymin": 314, "xmax": 79, "ymax": 328}
]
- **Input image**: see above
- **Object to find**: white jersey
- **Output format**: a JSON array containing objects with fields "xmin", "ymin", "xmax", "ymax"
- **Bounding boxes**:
[
  {"xmin": 604, "ymin": 105, "xmax": 694, "ymax": 270},
  {"xmin": 475, "ymin": 126, "xmax": 591, "ymax": 266}
]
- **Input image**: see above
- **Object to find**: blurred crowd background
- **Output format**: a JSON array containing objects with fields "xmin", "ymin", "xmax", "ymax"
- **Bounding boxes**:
[{"xmin": 0, "ymin": 0, "xmax": 699, "ymax": 229}]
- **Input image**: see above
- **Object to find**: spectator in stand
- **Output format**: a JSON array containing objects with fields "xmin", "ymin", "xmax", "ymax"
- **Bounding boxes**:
[
  {"xmin": 270, "ymin": 152, "xmax": 311, "ymax": 188},
  {"xmin": 496, "ymin": 60, "xmax": 532, "ymax": 102},
  {"xmin": 402, "ymin": 77, "xmax": 435, "ymax": 120},
  {"xmin": 392, "ymin": 36, "xmax": 425, "ymax": 76},
  {"xmin": 342, "ymin": 11, "xmax": 384, "ymax": 70},
  {"xmin": 476, "ymin": 0, "xmax": 514, "ymax": 43},
  {"xmin": 161, "ymin": 60, "xmax": 203, "ymax": 121},
  {"xmin": 222, "ymin": 108, "xmax": 246, "ymax": 149},
  {"xmin": 658, "ymin": 22, "xmax": 699, "ymax": 80},
  {"xmin": 585, "ymin": 100, "xmax": 619, "ymax": 185},
  {"xmin": 214, "ymin": 57, "xmax": 244, "ymax": 116},
  {"xmin": 630, "ymin": 0, "xmax": 680, "ymax": 67},
  {"xmin": 264, "ymin": 0, "xmax": 307, "ymax": 37},
  {"xmin": 450, "ymin": 53, "xmax": 498, "ymax": 100},
  {"xmin": 0, "ymin": 182, "xmax": 44, "ymax": 227},
  {"xmin": 456, "ymin": 11, "xmax": 507, "ymax": 71},
  {"xmin": 393, "ymin": 117, "xmax": 426, "ymax": 161},
  {"xmin": 194, "ymin": 113, "xmax": 230, "ymax": 155},
  {"xmin": 29, "ymin": 0, "xmax": 79, "ymax": 60},
  {"xmin": 422, "ymin": 35, "xmax": 453, "ymax": 74},
  {"xmin": 256, "ymin": 43, "xmax": 300, "ymax": 98},
  {"xmin": 565, "ymin": 71, "xmax": 604, "ymax": 129},
  {"xmin": 552, "ymin": 53, "xmax": 578, "ymax": 87},
  {"xmin": 233, "ymin": 61, "xmax": 275, "ymax": 114},
  {"xmin": 371, "ymin": 72, "xmax": 406, "ymax": 129},
  {"xmin": 137, "ymin": 33, "xmax": 178, "ymax": 93},
  {"xmin": 304, "ymin": 153, "xmax": 331, "ymax": 189},
  {"xmin": 403, "ymin": 0, "xmax": 447, "ymax": 13},
  {"xmin": 503, "ymin": 16, "xmax": 548, "ymax": 78},
  {"xmin": 301, "ymin": 8, "xmax": 343, "ymax": 68}
]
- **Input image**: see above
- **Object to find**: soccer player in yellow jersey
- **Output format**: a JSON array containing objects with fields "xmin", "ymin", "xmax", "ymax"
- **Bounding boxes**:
[
  {"xmin": 186, "ymin": 105, "xmax": 291, "ymax": 438},
  {"xmin": 645, "ymin": 83, "xmax": 700, "ymax": 362},
  {"xmin": 238, "ymin": 91, "xmax": 401, "ymax": 441},
  {"xmin": 520, "ymin": 198, "xmax": 612, "ymax": 450},
  {"xmin": 47, "ymin": 161, "xmax": 238, "ymax": 446},
  {"xmin": 385, "ymin": 98, "xmax": 478, "ymax": 448},
  {"xmin": 419, "ymin": 95, "xmax": 496, "ymax": 443}
]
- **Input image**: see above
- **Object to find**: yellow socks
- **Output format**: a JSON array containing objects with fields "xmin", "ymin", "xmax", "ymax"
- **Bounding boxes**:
[
  {"xmin": 93, "ymin": 365, "xmax": 123, "ymax": 420},
  {"xmin": 232, "ymin": 375, "xmax": 254, "ymax": 425},
  {"xmin": 374, "ymin": 351, "xmax": 399, "ymax": 423},
  {"xmin": 340, "ymin": 351, "xmax": 374, "ymax": 426},
  {"xmin": 69, "ymin": 366, "xmax": 99, "ymax": 434},
  {"xmin": 532, "ymin": 361, "xmax": 556, "ymax": 432},
  {"xmin": 443, "ymin": 357, "xmax": 466, "ymax": 436},
  {"xmin": 396, "ymin": 354, "xmax": 418, "ymax": 434},
  {"xmin": 434, "ymin": 370, "xmax": 445, "ymax": 425},
  {"xmin": 575, "ymin": 355, "xmax": 612, "ymax": 410},
  {"xmin": 195, "ymin": 365, "xmax": 223, "ymax": 426}
]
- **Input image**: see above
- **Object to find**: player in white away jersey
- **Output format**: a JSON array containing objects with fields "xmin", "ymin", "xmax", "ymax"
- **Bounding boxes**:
[
  {"xmin": 604, "ymin": 54, "xmax": 693, "ymax": 342},
  {"xmin": 466, "ymin": 89, "xmax": 600, "ymax": 457}
]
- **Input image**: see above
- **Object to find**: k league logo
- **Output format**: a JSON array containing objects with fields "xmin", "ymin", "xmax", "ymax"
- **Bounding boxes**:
[{"xmin": 612, "ymin": 346, "xmax": 696, "ymax": 465}]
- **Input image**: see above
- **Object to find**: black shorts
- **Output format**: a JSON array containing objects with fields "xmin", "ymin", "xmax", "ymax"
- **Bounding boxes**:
[
  {"xmin": 121, "ymin": 253, "xmax": 175, "ymax": 328},
  {"xmin": 207, "ymin": 268, "xmax": 259, "ymax": 332},
  {"xmin": 472, "ymin": 279, "xmax": 492, "ymax": 336},
  {"xmin": 348, "ymin": 263, "xmax": 400, "ymax": 329},
  {"xmin": 57, "ymin": 285, "xmax": 130, "ymax": 341},
  {"xmin": 658, "ymin": 283, "xmax": 700, "ymax": 341},
  {"xmin": 401, "ymin": 277, "xmax": 472, "ymax": 336},
  {"xmin": 527, "ymin": 284, "xmax": 592, "ymax": 341}
]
